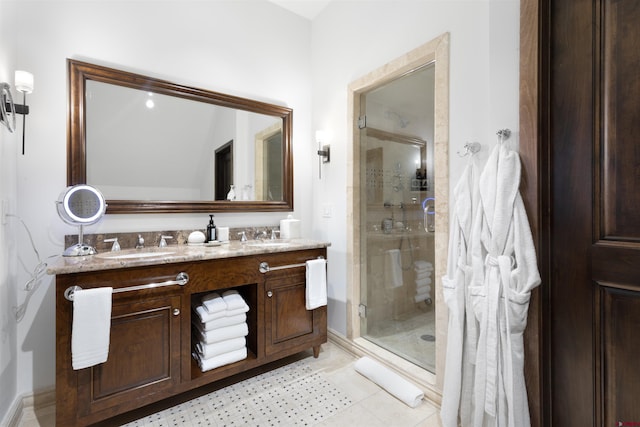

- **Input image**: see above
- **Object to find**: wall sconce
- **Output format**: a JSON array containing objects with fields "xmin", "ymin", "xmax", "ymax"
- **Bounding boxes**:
[
  {"xmin": 0, "ymin": 70, "xmax": 34, "ymax": 155},
  {"xmin": 316, "ymin": 130, "xmax": 330, "ymax": 179}
]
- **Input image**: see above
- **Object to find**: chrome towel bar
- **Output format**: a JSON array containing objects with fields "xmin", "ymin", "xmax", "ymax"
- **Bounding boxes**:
[
  {"xmin": 64, "ymin": 272, "xmax": 189, "ymax": 301},
  {"xmin": 259, "ymin": 257, "xmax": 325, "ymax": 274}
]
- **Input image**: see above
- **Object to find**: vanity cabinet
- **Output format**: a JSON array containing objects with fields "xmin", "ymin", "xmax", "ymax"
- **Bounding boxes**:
[
  {"xmin": 53, "ymin": 246, "xmax": 327, "ymax": 426},
  {"xmin": 264, "ymin": 266, "xmax": 326, "ymax": 358}
]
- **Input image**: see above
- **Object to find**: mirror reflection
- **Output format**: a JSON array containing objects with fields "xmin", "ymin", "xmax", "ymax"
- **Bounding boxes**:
[{"xmin": 68, "ymin": 59, "xmax": 293, "ymax": 214}]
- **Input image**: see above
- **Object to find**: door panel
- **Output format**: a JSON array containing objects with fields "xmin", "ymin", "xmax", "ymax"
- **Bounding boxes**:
[{"xmin": 547, "ymin": 0, "xmax": 640, "ymax": 424}]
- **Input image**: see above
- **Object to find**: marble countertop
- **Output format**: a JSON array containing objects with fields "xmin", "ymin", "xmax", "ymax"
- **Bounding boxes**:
[{"xmin": 47, "ymin": 239, "xmax": 331, "ymax": 275}]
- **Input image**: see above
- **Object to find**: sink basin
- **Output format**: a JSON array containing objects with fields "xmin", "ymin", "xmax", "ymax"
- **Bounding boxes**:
[
  {"xmin": 247, "ymin": 241, "xmax": 291, "ymax": 248},
  {"xmin": 96, "ymin": 250, "xmax": 176, "ymax": 260}
]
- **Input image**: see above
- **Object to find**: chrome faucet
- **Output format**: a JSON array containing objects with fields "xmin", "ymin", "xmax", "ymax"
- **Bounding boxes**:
[
  {"xmin": 135, "ymin": 234, "xmax": 145, "ymax": 249},
  {"xmin": 238, "ymin": 231, "xmax": 247, "ymax": 242},
  {"xmin": 159, "ymin": 235, "xmax": 173, "ymax": 248},
  {"xmin": 104, "ymin": 237, "xmax": 120, "ymax": 252},
  {"xmin": 270, "ymin": 229, "xmax": 280, "ymax": 240}
]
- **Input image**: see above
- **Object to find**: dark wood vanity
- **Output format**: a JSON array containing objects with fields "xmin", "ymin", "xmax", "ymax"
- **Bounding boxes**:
[{"xmin": 50, "ymin": 242, "xmax": 328, "ymax": 426}]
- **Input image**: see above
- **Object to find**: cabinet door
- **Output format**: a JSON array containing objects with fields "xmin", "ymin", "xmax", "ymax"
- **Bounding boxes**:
[
  {"xmin": 77, "ymin": 294, "xmax": 181, "ymax": 416},
  {"xmin": 264, "ymin": 269, "xmax": 326, "ymax": 356}
]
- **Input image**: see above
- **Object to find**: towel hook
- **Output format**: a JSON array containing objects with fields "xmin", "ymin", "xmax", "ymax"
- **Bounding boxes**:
[
  {"xmin": 457, "ymin": 141, "xmax": 481, "ymax": 157},
  {"xmin": 496, "ymin": 128, "xmax": 511, "ymax": 143}
]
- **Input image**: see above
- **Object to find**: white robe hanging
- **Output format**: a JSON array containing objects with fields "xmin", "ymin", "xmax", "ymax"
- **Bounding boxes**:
[
  {"xmin": 469, "ymin": 143, "xmax": 541, "ymax": 427},
  {"xmin": 441, "ymin": 156, "xmax": 480, "ymax": 427}
]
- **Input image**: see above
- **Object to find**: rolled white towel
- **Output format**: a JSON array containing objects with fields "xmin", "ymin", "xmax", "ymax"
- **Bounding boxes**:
[
  {"xmin": 195, "ymin": 336, "xmax": 246, "ymax": 359},
  {"xmin": 415, "ymin": 284, "xmax": 431, "ymax": 295},
  {"xmin": 414, "ymin": 293, "xmax": 431, "ymax": 303},
  {"xmin": 354, "ymin": 357, "xmax": 424, "ymax": 408},
  {"xmin": 413, "ymin": 260, "xmax": 433, "ymax": 270},
  {"xmin": 222, "ymin": 290, "xmax": 249, "ymax": 311},
  {"xmin": 415, "ymin": 271, "xmax": 432, "ymax": 280},
  {"xmin": 193, "ymin": 313, "xmax": 247, "ymax": 332},
  {"xmin": 201, "ymin": 292, "xmax": 227, "ymax": 314},
  {"xmin": 196, "ymin": 322, "xmax": 248, "ymax": 344},
  {"xmin": 193, "ymin": 347, "xmax": 247, "ymax": 372}
]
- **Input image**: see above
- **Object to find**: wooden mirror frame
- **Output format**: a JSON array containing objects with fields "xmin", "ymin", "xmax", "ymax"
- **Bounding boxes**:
[{"xmin": 67, "ymin": 59, "xmax": 293, "ymax": 214}]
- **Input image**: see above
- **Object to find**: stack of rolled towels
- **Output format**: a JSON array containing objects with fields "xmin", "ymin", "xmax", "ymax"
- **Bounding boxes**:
[
  {"xmin": 192, "ymin": 290, "xmax": 249, "ymax": 372},
  {"xmin": 414, "ymin": 260, "xmax": 433, "ymax": 303}
]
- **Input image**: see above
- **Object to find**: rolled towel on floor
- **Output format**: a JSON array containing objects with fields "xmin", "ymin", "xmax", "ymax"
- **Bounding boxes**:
[{"xmin": 354, "ymin": 356, "xmax": 424, "ymax": 408}]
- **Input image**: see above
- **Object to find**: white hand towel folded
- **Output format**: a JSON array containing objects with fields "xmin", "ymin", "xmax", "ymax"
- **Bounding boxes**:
[
  {"xmin": 225, "ymin": 306, "xmax": 249, "ymax": 317},
  {"xmin": 415, "ymin": 284, "xmax": 432, "ymax": 295},
  {"xmin": 414, "ymin": 293, "xmax": 431, "ymax": 303},
  {"xmin": 197, "ymin": 322, "xmax": 249, "ymax": 344},
  {"xmin": 72, "ymin": 287, "xmax": 113, "ymax": 370},
  {"xmin": 201, "ymin": 292, "xmax": 227, "ymax": 314},
  {"xmin": 384, "ymin": 249, "xmax": 403, "ymax": 289},
  {"xmin": 305, "ymin": 259, "xmax": 327, "ymax": 310},
  {"xmin": 222, "ymin": 290, "xmax": 249, "ymax": 311},
  {"xmin": 194, "ymin": 313, "xmax": 247, "ymax": 332},
  {"xmin": 415, "ymin": 278, "xmax": 432, "ymax": 287},
  {"xmin": 193, "ymin": 347, "xmax": 247, "ymax": 372},
  {"xmin": 193, "ymin": 304, "xmax": 227, "ymax": 323},
  {"xmin": 354, "ymin": 356, "xmax": 424, "ymax": 408},
  {"xmin": 195, "ymin": 336, "xmax": 246, "ymax": 359}
]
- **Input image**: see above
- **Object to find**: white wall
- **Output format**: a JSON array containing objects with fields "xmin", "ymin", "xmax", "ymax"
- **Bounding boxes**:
[
  {"xmin": 0, "ymin": 0, "xmax": 520, "ymax": 419},
  {"xmin": 310, "ymin": 0, "xmax": 520, "ymax": 334}
]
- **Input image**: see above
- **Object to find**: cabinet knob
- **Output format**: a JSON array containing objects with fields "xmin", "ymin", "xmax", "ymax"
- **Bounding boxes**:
[
  {"xmin": 173, "ymin": 308, "xmax": 180, "ymax": 316},
  {"xmin": 267, "ymin": 291, "xmax": 273, "ymax": 298}
]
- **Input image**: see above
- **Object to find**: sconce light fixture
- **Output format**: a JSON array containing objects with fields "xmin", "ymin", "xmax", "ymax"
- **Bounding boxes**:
[
  {"xmin": 1, "ymin": 70, "xmax": 34, "ymax": 155},
  {"xmin": 316, "ymin": 130, "xmax": 330, "ymax": 179}
]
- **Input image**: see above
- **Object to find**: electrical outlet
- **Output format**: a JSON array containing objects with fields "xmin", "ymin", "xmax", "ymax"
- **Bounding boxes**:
[{"xmin": 1, "ymin": 200, "xmax": 8, "ymax": 225}]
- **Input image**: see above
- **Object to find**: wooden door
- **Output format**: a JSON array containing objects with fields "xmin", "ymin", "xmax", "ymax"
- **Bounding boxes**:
[{"xmin": 543, "ymin": 0, "xmax": 640, "ymax": 424}]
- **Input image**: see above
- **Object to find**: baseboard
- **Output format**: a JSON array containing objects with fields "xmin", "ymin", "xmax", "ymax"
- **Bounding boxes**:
[{"xmin": 0, "ymin": 387, "xmax": 55, "ymax": 427}]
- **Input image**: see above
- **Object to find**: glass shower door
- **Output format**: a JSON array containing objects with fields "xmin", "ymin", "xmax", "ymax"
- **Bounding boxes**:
[{"xmin": 358, "ymin": 64, "xmax": 436, "ymax": 372}]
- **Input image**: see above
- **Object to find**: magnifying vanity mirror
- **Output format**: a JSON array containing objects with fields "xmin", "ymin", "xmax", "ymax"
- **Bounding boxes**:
[
  {"xmin": 56, "ymin": 184, "xmax": 107, "ymax": 256},
  {"xmin": 67, "ymin": 59, "xmax": 293, "ymax": 214}
]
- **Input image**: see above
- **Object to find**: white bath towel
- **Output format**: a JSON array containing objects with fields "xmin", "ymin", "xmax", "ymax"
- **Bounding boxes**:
[
  {"xmin": 225, "ymin": 306, "xmax": 249, "ymax": 317},
  {"xmin": 415, "ymin": 278, "xmax": 432, "ymax": 287},
  {"xmin": 201, "ymin": 292, "xmax": 227, "ymax": 314},
  {"xmin": 354, "ymin": 356, "xmax": 424, "ymax": 408},
  {"xmin": 415, "ymin": 285, "xmax": 431, "ymax": 295},
  {"xmin": 194, "ymin": 313, "xmax": 247, "ymax": 332},
  {"xmin": 195, "ymin": 336, "xmax": 246, "ymax": 359},
  {"xmin": 384, "ymin": 249, "xmax": 403, "ymax": 289},
  {"xmin": 415, "ymin": 271, "xmax": 432, "ymax": 280},
  {"xmin": 193, "ymin": 303, "xmax": 227, "ymax": 323},
  {"xmin": 196, "ymin": 322, "xmax": 248, "ymax": 344},
  {"xmin": 414, "ymin": 293, "xmax": 431, "ymax": 303},
  {"xmin": 194, "ymin": 347, "xmax": 247, "ymax": 372},
  {"xmin": 305, "ymin": 259, "xmax": 327, "ymax": 310},
  {"xmin": 414, "ymin": 260, "xmax": 433, "ymax": 271},
  {"xmin": 222, "ymin": 290, "xmax": 249, "ymax": 311},
  {"xmin": 71, "ymin": 287, "xmax": 113, "ymax": 370}
]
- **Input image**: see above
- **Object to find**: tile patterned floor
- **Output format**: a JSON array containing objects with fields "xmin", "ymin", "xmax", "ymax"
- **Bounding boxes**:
[{"xmin": 17, "ymin": 341, "xmax": 442, "ymax": 427}]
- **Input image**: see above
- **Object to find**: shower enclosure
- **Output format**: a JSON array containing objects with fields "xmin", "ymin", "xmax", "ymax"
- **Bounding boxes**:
[{"xmin": 358, "ymin": 64, "xmax": 436, "ymax": 372}]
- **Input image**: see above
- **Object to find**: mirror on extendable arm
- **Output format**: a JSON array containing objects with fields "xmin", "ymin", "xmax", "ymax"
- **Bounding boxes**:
[{"xmin": 56, "ymin": 184, "xmax": 107, "ymax": 256}]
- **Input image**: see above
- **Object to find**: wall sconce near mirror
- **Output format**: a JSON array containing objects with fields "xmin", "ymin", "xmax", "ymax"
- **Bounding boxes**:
[
  {"xmin": 316, "ymin": 130, "xmax": 330, "ymax": 179},
  {"xmin": 0, "ymin": 70, "xmax": 34, "ymax": 155}
]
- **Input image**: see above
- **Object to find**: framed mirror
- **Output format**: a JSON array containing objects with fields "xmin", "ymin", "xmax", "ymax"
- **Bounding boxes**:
[{"xmin": 68, "ymin": 59, "xmax": 293, "ymax": 214}]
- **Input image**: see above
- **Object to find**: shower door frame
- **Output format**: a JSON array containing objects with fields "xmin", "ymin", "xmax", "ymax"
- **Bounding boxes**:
[{"xmin": 346, "ymin": 32, "xmax": 450, "ymax": 403}]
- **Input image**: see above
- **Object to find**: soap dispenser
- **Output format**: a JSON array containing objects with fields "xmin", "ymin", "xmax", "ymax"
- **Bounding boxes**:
[{"xmin": 206, "ymin": 214, "xmax": 217, "ymax": 242}]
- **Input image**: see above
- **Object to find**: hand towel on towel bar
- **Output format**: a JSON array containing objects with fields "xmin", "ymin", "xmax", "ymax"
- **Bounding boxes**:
[
  {"xmin": 195, "ymin": 336, "xmax": 246, "ymax": 359},
  {"xmin": 385, "ymin": 249, "xmax": 403, "ymax": 289},
  {"xmin": 196, "ymin": 322, "xmax": 249, "ymax": 344},
  {"xmin": 71, "ymin": 287, "xmax": 113, "ymax": 370},
  {"xmin": 193, "ymin": 347, "xmax": 247, "ymax": 372},
  {"xmin": 305, "ymin": 258, "xmax": 327, "ymax": 310}
]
